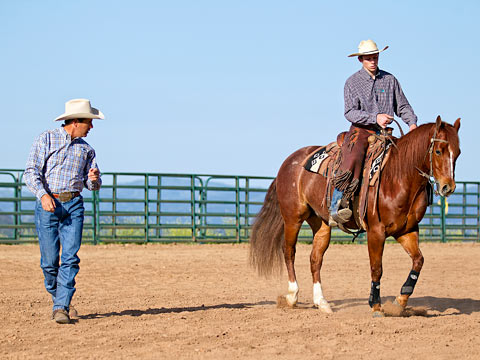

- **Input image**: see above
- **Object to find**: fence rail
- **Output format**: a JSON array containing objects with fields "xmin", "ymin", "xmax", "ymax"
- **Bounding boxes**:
[{"xmin": 0, "ymin": 169, "xmax": 478, "ymax": 244}]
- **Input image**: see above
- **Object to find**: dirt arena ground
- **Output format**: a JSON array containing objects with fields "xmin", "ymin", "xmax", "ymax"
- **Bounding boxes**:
[{"xmin": 1, "ymin": 242, "xmax": 479, "ymax": 359}]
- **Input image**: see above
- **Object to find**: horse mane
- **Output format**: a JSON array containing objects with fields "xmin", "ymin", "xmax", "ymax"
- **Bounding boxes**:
[{"xmin": 382, "ymin": 121, "xmax": 458, "ymax": 183}]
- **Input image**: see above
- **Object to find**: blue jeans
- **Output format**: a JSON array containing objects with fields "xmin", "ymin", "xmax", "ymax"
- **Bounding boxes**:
[{"xmin": 35, "ymin": 196, "xmax": 84, "ymax": 311}]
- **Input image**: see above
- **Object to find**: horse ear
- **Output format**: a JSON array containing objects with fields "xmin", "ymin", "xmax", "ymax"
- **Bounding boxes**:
[
  {"xmin": 435, "ymin": 115, "xmax": 442, "ymax": 130},
  {"xmin": 454, "ymin": 118, "xmax": 461, "ymax": 132}
]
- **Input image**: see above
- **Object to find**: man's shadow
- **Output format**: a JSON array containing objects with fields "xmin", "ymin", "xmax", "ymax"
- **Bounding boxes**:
[
  {"xmin": 78, "ymin": 301, "xmax": 275, "ymax": 320},
  {"xmin": 331, "ymin": 296, "xmax": 480, "ymax": 316}
]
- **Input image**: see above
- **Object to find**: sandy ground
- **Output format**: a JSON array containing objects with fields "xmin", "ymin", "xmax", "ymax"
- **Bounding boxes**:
[{"xmin": 0, "ymin": 242, "xmax": 479, "ymax": 359}]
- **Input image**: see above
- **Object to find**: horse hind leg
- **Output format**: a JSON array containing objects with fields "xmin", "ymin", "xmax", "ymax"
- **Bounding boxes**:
[
  {"xmin": 307, "ymin": 216, "xmax": 333, "ymax": 313},
  {"xmin": 283, "ymin": 221, "xmax": 303, "ymax": 307}
]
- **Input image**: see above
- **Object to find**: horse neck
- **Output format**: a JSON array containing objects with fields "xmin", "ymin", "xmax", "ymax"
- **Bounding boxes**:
[{"xmin": 383, "ymin": 125, "xmax": 434, "ymax": 187}]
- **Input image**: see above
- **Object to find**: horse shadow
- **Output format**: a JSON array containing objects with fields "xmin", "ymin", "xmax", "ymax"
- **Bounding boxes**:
[
  {"xmin": 78, "ymin": 300, "xmax": 275, "ymax": 320},
  {"xmin": 331, "ymin": 296, "xmax": 480, "ymax": 316}
]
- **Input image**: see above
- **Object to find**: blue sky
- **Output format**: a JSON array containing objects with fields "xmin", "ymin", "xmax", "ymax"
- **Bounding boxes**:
[{"xmin": 1, "ymin": 0, "xmax": 477, "ymax": 180}]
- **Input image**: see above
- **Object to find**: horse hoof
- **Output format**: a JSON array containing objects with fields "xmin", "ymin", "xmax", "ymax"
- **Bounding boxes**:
[
  {"xmin": 372, "ymin": 311, "xmax": 385, "ymax": 318},
  {"xmin": 316, "ymin": 302, "xmax": 333, "ymax": 314},
  {"xmin": 285, "ymin": 294, "xmax": 298, "ymax": 308},
  {"xmin": 277, "ymin": 295, "xmax": 296, "ymax": 308},
  {"xmin": 393, "ymin": 298, "xmax": 406, "ymax": 309}
]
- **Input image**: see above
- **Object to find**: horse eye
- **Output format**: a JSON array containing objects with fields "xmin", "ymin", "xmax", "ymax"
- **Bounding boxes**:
[{"xmin": 435, "ymin": 149, "xmax": 441, "ymax": 155}]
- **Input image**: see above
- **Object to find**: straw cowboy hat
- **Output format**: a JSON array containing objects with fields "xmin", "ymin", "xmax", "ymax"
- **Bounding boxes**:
[
  {"xmin": 54, "ymin": 98, "xmax": 105, "ymax": 121},
  {"xmin": 348, "ymin": 39, "xmax": 388, "ymax": 57}
]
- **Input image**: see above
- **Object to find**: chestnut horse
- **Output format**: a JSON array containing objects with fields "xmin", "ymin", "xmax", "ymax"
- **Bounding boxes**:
[{"xmin": 250, "ymin": 116, "xmax": 461, "ymax": 317}]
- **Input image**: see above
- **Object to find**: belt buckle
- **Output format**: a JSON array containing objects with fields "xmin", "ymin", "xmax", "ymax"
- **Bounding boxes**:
[{"xmin": 58, "ymin": 192, "xmax": 73, "ymax": 202}]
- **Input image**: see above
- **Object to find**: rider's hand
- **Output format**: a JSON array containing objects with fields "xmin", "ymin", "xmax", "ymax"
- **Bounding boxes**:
[
  {"xmin": 41, "ymin": 194, "xmax": 56, "ymax": 213},
  {"xmin": 376, "ymin": 113, "xmax": 394, "ymax": 128},
  {"xmin": 409, "ymin": 124, "xmax": 417, "ymax": 132},
  {"xmin": 88, "ymin": 168, "xmax": 100, "ymax": 182}
]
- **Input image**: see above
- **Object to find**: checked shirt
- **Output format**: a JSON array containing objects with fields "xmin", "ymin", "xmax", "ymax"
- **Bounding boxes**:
[
  {"xmin": 25, "ymin": 127, "xmax": 101, "ymax": 200},
  {"xmin": 344, "ymin": 68, "xmax": 417, "ymax": 127}
]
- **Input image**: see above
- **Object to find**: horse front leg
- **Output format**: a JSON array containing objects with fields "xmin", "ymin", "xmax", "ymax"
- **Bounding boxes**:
[
  {"xmin": 307, "ymin": 217, "xmax": 333, "ymax": 313},
  {"xmin": 367, "ymin": 229, "xmax": 386, "ymax": 317},
  {"xmin": 283, "ymin": 221, "xmax": 302, "ymax": 307},
  {"xmin": 395, "ymin": 229, "xmax": 424, "ymax": 308}
]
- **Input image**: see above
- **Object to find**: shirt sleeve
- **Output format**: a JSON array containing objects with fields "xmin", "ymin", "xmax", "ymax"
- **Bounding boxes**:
[
  {"xmin": 24, "ymin": 134, "xmax": 49, "ymax": 200},
  {"xmin": 393, "ymin": 77, "xmax": 417, "ymax": 126},
  {"xmin": 344, "ymin": 81, "xmax": 377, "ymax": 125},
  {"xmin": 84, "ymin": 149, "xmax": 102, "ymax": 191}
]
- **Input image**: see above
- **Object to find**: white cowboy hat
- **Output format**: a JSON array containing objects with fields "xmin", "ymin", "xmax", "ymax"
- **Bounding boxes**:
[
  {"xmin": 348, "ymin": 39, "xmax": 388, "ymax": 57},
  {"xmin": 54, "ymin": 98, "xmax": 105, "ymax": 121}
]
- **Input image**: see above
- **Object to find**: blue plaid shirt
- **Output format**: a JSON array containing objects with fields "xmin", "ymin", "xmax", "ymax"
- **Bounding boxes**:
[
  {"xmin": 344, "ymin": 68, "xmax": 417, "ymax": 126},
  {"xmin": 24, "ymin": 127, "xmax": 102, "ymax": 200}
]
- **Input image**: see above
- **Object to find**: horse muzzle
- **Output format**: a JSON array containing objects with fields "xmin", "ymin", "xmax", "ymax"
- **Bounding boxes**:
[{"xmin": 437, "ymin": 181, "xmax": 456, "ymax": 197}]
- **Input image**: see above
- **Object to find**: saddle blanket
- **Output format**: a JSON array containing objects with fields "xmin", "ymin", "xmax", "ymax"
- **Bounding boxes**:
[
  {"xmin": 304, "ymin": 146, "xmax": 329, "ymax": 173},
  {"xmin": 303, "ymin": 142, "xmax": 339, "ymax": 178}
]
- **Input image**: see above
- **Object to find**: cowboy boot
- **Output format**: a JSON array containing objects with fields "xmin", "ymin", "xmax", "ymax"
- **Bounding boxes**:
[{"xmin": 328, "ymin": 189, "xmax": 352, "ymax": 227}]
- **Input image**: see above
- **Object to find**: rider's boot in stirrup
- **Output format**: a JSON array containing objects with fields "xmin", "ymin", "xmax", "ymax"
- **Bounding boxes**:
[{"xmin": 328, "ymin": 189, "xmax": 352, "ymax": 227}]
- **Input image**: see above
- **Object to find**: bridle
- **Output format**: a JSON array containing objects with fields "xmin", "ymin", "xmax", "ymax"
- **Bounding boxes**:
[{"xmin": 416, "ymin": 123, "xmax": 449, "ymax": 194}]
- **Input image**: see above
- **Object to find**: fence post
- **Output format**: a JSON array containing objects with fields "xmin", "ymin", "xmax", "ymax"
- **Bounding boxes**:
[
  {"xmin": 93, "ymin": 190, "xmax": 98, "ymax": 245},
  {"xmin": 477, "ymin": 183, "xmax": 480, "ymax": 243},
  {"xmin": 235, "ymin": 177, "xmax": 240, "ymax": 243},
  {"xmin": 191, "ymin": 176, "xmax": 197, "ymax": 242},
  {"xmin": 14, "ymin": 172, "xmax": 20, "ymax": 242},
  {"xmin": 144, "ymin": 174, "xmax": 149, "ymax": 243},
  {"xmin": 440, "ymin": 196, "xmax": 446, "ymax": 243},
  {"xmin": 245, "ymin": 177, "xmax": 249, "ymax": 243}
]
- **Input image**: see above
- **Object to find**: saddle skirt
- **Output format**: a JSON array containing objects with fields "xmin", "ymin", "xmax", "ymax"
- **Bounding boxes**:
[{"xmin": 303, "ymin": 132, "xmax": 394, "ymax": 230}]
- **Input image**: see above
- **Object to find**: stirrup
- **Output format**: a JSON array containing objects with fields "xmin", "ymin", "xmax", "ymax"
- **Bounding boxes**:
[{"xmin": 331, "ymin": 208, "xmax": 352, "ymax": 225}]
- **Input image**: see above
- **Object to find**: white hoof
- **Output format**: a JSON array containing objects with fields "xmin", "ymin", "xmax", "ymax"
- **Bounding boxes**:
[
  {"xmin": 313, "ymin": 282, "xmax": 332, "ymax": 313},
  {"xmin": 315, "ymin": 299, "xmax": 333, "ymax": 314},
  {"xmin": 286, "ymin": 281, "xmax": 299, "ymax": 306},
  {"xmin": 285, "ymin": 293, "xmax": 298, "ymax": 307}
]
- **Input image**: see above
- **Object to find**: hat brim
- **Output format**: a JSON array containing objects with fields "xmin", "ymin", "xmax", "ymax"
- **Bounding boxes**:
[
  {"xmin": 54, "ymin": 108, "xmax": 105, "ymax": 121},
  {"xmin": 348, "ymin": 45, "xmax": 389, "ymax": 58}
]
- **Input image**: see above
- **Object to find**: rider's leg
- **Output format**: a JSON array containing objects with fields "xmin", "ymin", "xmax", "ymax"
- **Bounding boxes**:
[{"xmin": 330, "ymin": 125, "xmax": 371, "ymax": 225}]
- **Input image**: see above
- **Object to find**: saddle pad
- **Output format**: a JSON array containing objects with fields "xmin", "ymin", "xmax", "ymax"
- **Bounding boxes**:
[
  {"xmin": 304, "ymin": 141, "xmax": 339, "ymax": 174},
  {"xmin": 304, "ymin": 146, "xmax": 329, "ymax": 173}
]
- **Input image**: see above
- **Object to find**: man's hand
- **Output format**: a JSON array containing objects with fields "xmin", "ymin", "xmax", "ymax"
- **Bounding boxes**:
[
  {"xmin": 41, "ymin": 194, "xmax": 56, "ymax": 213},
  {"xmin": 88, "ymin": 168, "xmax": 100, "ymax": 182},
  {"xmin": 409, "ymin": 124, "xmax": 417, "ymax": 132},
  {"xmin": 376, "ymin": 113, "xmax": 394, "ymax": 128}
]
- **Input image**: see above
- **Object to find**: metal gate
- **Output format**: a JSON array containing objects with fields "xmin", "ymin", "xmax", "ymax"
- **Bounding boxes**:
[{"xmin": 0, "ymin": 169, "xmax": 478, "ymax": 244}]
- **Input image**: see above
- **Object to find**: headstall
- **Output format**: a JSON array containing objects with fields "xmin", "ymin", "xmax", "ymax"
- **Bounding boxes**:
[{"xmin": 416, "ymin": 124, "xmax": 449, "ymax": 194}]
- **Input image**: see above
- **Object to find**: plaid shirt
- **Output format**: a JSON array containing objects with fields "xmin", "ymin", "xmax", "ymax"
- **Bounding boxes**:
[
  {"xmin": 24, "ymin": 127, "xmax": 102, "ymax": 200},
  {"xmin": 344, "ymin": 68, "xmax": 417, "ymax": 126}
]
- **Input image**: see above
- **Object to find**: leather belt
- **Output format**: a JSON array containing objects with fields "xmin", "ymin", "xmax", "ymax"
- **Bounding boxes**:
[{"xmin": 52, "ymin": 191, "xmax": 80, "ymax": 202}]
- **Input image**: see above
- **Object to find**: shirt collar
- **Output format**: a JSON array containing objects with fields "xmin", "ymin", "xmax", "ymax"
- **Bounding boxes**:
[
  {"xmin": 59, "ymin": 126, "xmax": 72, "ymax": 141},
  {"xmin": 359, "ymin": 67, "xmax": 382, "ymax": 80}
]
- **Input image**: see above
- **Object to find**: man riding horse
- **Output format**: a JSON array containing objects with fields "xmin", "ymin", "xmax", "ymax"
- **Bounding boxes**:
[{"xmin": 329, "ymin": 39, "xmax": 418, "ymax": 226}]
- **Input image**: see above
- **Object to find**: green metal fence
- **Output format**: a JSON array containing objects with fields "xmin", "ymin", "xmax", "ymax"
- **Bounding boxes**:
[{"xmin": 0, "ymin": 169, "xmax": 478, "ymax": 244}]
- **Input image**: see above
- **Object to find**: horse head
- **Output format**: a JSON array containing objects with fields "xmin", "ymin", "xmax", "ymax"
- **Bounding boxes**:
[{"xmin": 430, "ymin": 116, "xmax": 461, "ymax": 197}]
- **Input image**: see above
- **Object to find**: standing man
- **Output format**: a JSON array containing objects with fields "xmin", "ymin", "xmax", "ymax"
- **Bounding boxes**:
[
  {"xmin": 24, "ymin": 98, "xmax": 104, "ymax": 324},
  {"xmin": 329, "ymin": 40, "xmax": 417, "ymax": 226}
]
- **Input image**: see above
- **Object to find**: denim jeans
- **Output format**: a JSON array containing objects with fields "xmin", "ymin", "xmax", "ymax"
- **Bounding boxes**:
[{"xmin": 35, "ymin": 195, "xmax": 84, "ymax": 311}]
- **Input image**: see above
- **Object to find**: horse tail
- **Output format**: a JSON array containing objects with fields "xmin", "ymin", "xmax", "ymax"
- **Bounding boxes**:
[{"xmin": 249, "ymin": 178, "xmax": 285, "ymax": 277}]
